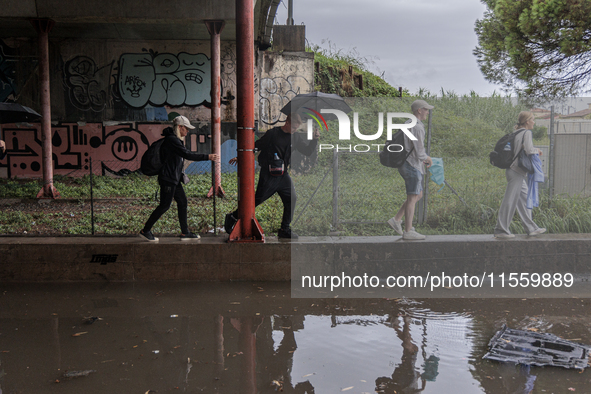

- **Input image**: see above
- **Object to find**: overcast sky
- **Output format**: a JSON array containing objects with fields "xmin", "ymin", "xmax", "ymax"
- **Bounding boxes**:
[{"xmin": 275, "ymin": 0, "xmax": 504, "ymax": 96}]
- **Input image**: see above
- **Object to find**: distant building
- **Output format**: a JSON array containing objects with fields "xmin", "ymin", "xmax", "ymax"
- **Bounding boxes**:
[
  {"xmin": 531, "ymin": 107, "xmax": 551, "ymax": 118},
  {"xmin": 531, "ymin": 108, "xmax": 563, "ymax": 121},
  {"xmin": 559, "ymin": 103, "xmax": 591, "ymax": 120}
]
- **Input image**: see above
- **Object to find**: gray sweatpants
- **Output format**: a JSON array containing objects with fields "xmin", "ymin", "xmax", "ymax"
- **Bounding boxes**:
[{"xmin": 494, "ymin": 168, "xmax": 540, "ymax": 235}]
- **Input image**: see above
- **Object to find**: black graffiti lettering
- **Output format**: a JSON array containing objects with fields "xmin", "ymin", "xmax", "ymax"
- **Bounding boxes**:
[
  {"xmin": 64, "ymin": 55, "xmax": 110, "ymax": 112},
  {"xmin": 90, "ymin": 254, "xmax": 118, "ymax": 265},
  {"xmin": 184, "ymin": 73, "xmax": 203, "ymax": 84}
]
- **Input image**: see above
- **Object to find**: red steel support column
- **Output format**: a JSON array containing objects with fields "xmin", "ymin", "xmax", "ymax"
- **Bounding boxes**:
[
  {"xmin": 205, "ymin": 20, "xmax": 226, "ymax": 198},
  {"xmin": 231, "ymin": 317, "xmax": 261, "ymax": 394},
  {"xmin": 239, "ymin": 317, "xmax": 257, "ymax": 394},
  {"xmin": 31, "ymin": 19, "xmax": 59, "ymax": 199},
  {"xmin": 230, "ymin": 0, "xmax": 264, "ymax": 242}
]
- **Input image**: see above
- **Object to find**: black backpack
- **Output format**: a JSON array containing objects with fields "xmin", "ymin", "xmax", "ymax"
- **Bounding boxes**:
[
  {"xmin": 489, "ymin": 129, "xmax": 525, "ymax": 169},
  {"xmin": 379, "ymin": 129, "xmax": 415, "ymax": 168},
  {"xmin": 140, "ymin": 138, "xmax": 165, "ymax": 176}
]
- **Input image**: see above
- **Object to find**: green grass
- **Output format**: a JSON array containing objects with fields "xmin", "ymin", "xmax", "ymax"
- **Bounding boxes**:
[{"xmin": 1, "ymin": 155, "xmax": 590, "ymax": 236}]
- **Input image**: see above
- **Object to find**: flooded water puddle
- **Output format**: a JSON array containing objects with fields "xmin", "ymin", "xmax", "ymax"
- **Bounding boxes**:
[{"xmin": 0, "ymin": 282, "xmax": 590, "ymax": 393}]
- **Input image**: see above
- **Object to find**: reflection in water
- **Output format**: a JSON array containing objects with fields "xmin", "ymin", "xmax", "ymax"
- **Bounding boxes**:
[
  {"xmin": 376, "ymin": 315, "xmax": 426, "ymax": 393},
  {"xmin": 267, "ymin": 316, "xmax": 315, "ymax": 393},
  {"xmin": 1, "ymin": 284, "xmax": 591, "ymax": 393},
  {"xmin": 231, "ymin": 316, "xmax": 261, "ymax": 394}
]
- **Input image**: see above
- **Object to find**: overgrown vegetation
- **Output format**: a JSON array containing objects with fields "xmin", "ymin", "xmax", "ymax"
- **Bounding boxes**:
[{"xmin": 310, "ymin": 41, "xmax": 409, "ymax": 98}]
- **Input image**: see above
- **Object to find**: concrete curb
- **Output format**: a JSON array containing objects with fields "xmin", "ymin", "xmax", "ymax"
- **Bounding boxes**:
[{"xmin": 1, "ymin": 234, "xmax": 590, "ymax": 282}]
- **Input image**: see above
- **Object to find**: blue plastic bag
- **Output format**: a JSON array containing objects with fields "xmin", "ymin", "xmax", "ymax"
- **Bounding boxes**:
[
  {"xmin": 429, "ymin": 158, "xmax": 444, "ymax": 185},
  {"xmin": 429, "ymin": 157, "xmax": 445, "ymax": 192}
]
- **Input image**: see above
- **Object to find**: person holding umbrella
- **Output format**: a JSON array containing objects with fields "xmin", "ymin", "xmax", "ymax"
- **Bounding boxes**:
[{"xmin": 225, "ymin": 112, "xmax": 319, "ymax": 239}]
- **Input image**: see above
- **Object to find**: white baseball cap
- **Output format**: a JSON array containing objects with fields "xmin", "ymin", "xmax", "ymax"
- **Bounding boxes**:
[
  {"xmin": 173, "ymin": 115, "xmax": 195, "ymax": 129},
  {"xmin": 411, "ymin": 100, "xmax": 434, "ymax": 112}
]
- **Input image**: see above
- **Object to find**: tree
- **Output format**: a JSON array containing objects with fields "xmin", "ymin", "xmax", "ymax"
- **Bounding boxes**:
[{"xmin": 474, "ymin": 0, "xmax": 591, "ymax": 98}]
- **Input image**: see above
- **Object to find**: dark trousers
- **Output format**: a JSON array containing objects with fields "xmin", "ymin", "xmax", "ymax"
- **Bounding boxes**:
[
  {"xmin": 233, "ymin": 172, "xmax": 296, "ymax": 229},
  {"xmin": 143, "ymin": 182, "xmax": 189, "ymax": 234}
]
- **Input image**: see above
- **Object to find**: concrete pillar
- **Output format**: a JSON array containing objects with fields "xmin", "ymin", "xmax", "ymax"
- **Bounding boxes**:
[
  {"xmin": 205, "ymin": 20, "xmax": 226, "ymax": 198},
  {"xmin": 230, "ymin": 0, "xmax": 264, "ymax": 242},
  {"xmin": 31, "ymin": 19, "xmax": 59, "ymax": 199}
]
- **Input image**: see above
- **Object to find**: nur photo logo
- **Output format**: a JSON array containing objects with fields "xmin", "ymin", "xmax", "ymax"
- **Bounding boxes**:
[
  {"xmin": 302, "ymin": 107, "xmax": 329, "ymax": 137},
  {"xmin": 302, "ymin": 109, "xmax": 418, "ymax": 152}
]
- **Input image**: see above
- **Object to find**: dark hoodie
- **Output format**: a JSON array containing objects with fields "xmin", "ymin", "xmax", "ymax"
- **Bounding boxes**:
[
  {"xmin": 255, "ymin": 127, "xmax": 317, "ymax": 169},
  {"xmin": 158, "ymin": 127, "xmax": 209, "ymax": 185}
]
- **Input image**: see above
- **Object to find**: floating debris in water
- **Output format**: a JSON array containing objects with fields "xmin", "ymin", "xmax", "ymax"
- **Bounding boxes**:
[
  {"xmin": 83, "ymin": 316, "xmax": 102, "ymax": 324},
  {"xmin": 484, "ymin": 325, "xmax": 591, "ymax": 370},
  {"xmin": 63, "ymin": 370, "xmax": 96, "ymax": 378},
  {"xmin": 71, "ymin": 332, "xmax": 88, "ymax": 337},
  {"xmin": 271, "ymin": 378, "xmax": 284, "ymax": 391}
]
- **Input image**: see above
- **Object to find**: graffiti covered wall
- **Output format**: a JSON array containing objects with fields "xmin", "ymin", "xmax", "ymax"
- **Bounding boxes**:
[
  {"xmin": 0, "ymin": 121, "xmax": 238, "ymax": 178},
  {"xmin": 0, "ymin": 39, "xmax": 314, "ymax": 178},
  {"xmin": 118, "ymin": 51, "xmax": 211, "ymax": 108},
  {"xmin": 258, "ymin": 51, "xmax": 314, "ymax": 129},
  {"xmin": 59, "ymin": 40, "xmax": 238, "ymax": 123},
  {"xmin": 3, "ymin": 39, "xmax": 238, "ymax": 123},
  {"xmin": 0, "ymin": 123, "xmax": 165, "ymax": 178}
]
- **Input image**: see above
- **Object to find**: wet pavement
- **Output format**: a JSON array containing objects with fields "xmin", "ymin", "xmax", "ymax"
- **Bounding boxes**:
[{"xmin": 1, "ymin": 282, "xmax": 591, "ymax": 393}]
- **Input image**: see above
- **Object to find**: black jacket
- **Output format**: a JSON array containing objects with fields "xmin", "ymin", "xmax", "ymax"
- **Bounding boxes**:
[
  {"xmin": 158, "ymin": 128, "xmax": 209, "ymax": 185},
  {"xmin": 255, "ymin": 127, "xmax": 317, "ymax": 169}
]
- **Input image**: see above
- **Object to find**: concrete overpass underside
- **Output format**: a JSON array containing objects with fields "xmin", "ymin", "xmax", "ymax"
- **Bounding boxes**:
[{"xmin": 0, "ymin": 0, "xmax": 279, "ymax": 44}]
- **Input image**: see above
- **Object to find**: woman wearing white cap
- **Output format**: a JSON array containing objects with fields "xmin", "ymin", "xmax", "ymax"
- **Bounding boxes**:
[{"xmin": 140, "ymin": 115, "xmax": 219, "ymax": 242}]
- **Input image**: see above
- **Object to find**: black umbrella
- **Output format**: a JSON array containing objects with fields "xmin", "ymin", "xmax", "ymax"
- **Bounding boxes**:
[
  {"xmin": 0, "ymin": 103, "xmax": 42, "ymax": 124},
  {"xmin": 280, "ymin": 92, "xmax": 352, "ymax": 119}
]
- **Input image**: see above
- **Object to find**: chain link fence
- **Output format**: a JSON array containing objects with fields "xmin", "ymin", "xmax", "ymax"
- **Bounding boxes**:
[
  {"xmin": 290, "ymin": 104, "xmax": 591, "ymax": 236},
  {"xmin": 292, "ymin": 149, "xmax": 459, "ymax": 237},
  {"xmin": 36, "ymin": 158, "xmax": 239, "ymax": 236}
]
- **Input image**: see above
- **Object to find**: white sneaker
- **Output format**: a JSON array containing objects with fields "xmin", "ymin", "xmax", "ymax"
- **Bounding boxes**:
[
  {"xmin": 529, "ymin": 228, "xmax": 546, "ymax": 236},
  {"xmin": 387, "ymin": 217, "xmax": 403, "ymax": 235},
  {"xmin": 494, "ymin": 233, "xmax": 515, "ymax": 239},
  {"xmin": 402, "ymin": 230, "xmax": 426, "ymax": 240}
]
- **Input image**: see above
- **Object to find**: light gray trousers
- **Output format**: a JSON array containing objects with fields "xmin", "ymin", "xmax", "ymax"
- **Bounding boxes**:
[{"xmin": 494, "ymin": 168, "xmax": 540, "ymax": 235}]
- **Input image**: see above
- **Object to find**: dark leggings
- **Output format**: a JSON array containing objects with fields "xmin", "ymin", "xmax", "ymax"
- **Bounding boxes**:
[
  {"xmin": 233, "ymin": 172, "xmax": 296, "ymax": 229},
  {"xmin": 143, "ymin": 182, "xmax": 189, "ymax": 234}
]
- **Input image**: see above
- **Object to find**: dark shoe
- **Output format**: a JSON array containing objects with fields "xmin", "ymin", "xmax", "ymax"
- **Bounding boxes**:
[
  {"xmin": 278, "ymin": 227, "xmax": 298, "ymax": 239},
  {"xmin": 224, "ymin": 212, "xmax": 238, "ymax": 234},
  {"xmin": 180, "ymin": 232, "xmax": 200, "ymax": 240},
  {"xmin": 139, "ymin": 230, "xmax": 159, "ymax": 242}
]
